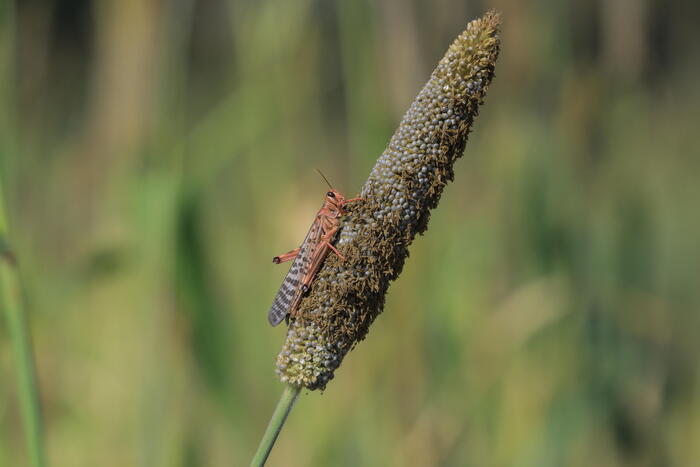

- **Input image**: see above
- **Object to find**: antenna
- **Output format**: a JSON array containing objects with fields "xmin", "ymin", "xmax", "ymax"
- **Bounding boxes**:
[{"xmin": 315, "ymin": 169, "xmax": 334, "ymax": 189}]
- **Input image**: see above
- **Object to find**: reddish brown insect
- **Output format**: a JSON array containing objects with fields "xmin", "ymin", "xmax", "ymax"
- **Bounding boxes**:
[{"xmin": 268, "ymin": 174, "xmax": 361, "ymax": 326}]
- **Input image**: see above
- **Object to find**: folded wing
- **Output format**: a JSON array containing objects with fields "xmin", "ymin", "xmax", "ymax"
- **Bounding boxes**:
[{"xmin": 268, "ymin": 221, "xmax": 321, "ymax": 326}]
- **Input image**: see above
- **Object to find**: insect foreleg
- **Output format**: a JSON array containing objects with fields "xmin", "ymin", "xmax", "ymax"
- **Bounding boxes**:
[
  {"xmin": 272, "ymin": 247, "xmax": 301, "ymax": 264},
  {"xmin": 342, "ymin": 196, "xmax": 363, "ymax": 205}
]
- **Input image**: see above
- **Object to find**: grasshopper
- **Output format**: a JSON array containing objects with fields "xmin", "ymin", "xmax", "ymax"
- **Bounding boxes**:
[{"xmin": 268, "ymin": 173, "xmax": 361, "ymax": 326}]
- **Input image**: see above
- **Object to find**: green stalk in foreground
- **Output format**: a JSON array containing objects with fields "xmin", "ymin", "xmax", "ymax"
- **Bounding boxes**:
[
  {"xmin": 0, "ymin": 184, "xmax": 46, "ymax": 467},
  {"xmin": 250, "ymin": 384, "xmax": 301, "ymax": 466}
]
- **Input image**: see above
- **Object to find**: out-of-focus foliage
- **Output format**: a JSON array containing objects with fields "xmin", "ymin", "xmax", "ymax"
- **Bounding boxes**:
[{"xmin": 1, "ymin": 0, "xmax": 698, "ymax": 466}]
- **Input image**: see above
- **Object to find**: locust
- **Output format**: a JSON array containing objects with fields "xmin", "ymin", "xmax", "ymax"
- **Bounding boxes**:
[{"xmin": 268, "ymin": 173, "xmax": 361, "ymax": 326}]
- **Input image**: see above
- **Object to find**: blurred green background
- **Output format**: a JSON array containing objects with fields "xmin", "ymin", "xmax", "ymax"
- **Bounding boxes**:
[{"xmin": 1, "ymin": 0, "xmax": 699, "ymax": 465}]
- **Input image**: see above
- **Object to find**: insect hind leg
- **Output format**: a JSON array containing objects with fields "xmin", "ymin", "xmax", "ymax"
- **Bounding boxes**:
[{"xmin": 273, "ymin": 247, "xmax": 300, "ymax": 264}]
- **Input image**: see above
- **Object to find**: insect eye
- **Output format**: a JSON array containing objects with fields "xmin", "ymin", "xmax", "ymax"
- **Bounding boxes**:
[{"xmin": 327, "ymin": 191, "xmax": 335, "ymax": 198}]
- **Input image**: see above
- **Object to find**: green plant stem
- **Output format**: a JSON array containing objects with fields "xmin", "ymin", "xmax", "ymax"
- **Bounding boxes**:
[
  {"xmin": 250, "ymin": 384, "xmax": 301, "ymax": 466},
  {"xmin": 0, "ymin": 187, "xmax": 46, "ymax": 467}
]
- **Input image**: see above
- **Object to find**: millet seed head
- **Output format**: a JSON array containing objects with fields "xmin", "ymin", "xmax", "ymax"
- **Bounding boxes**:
[{"xmin": 276, "ymin": 11, "xmax": 501, "ymax": 390}]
